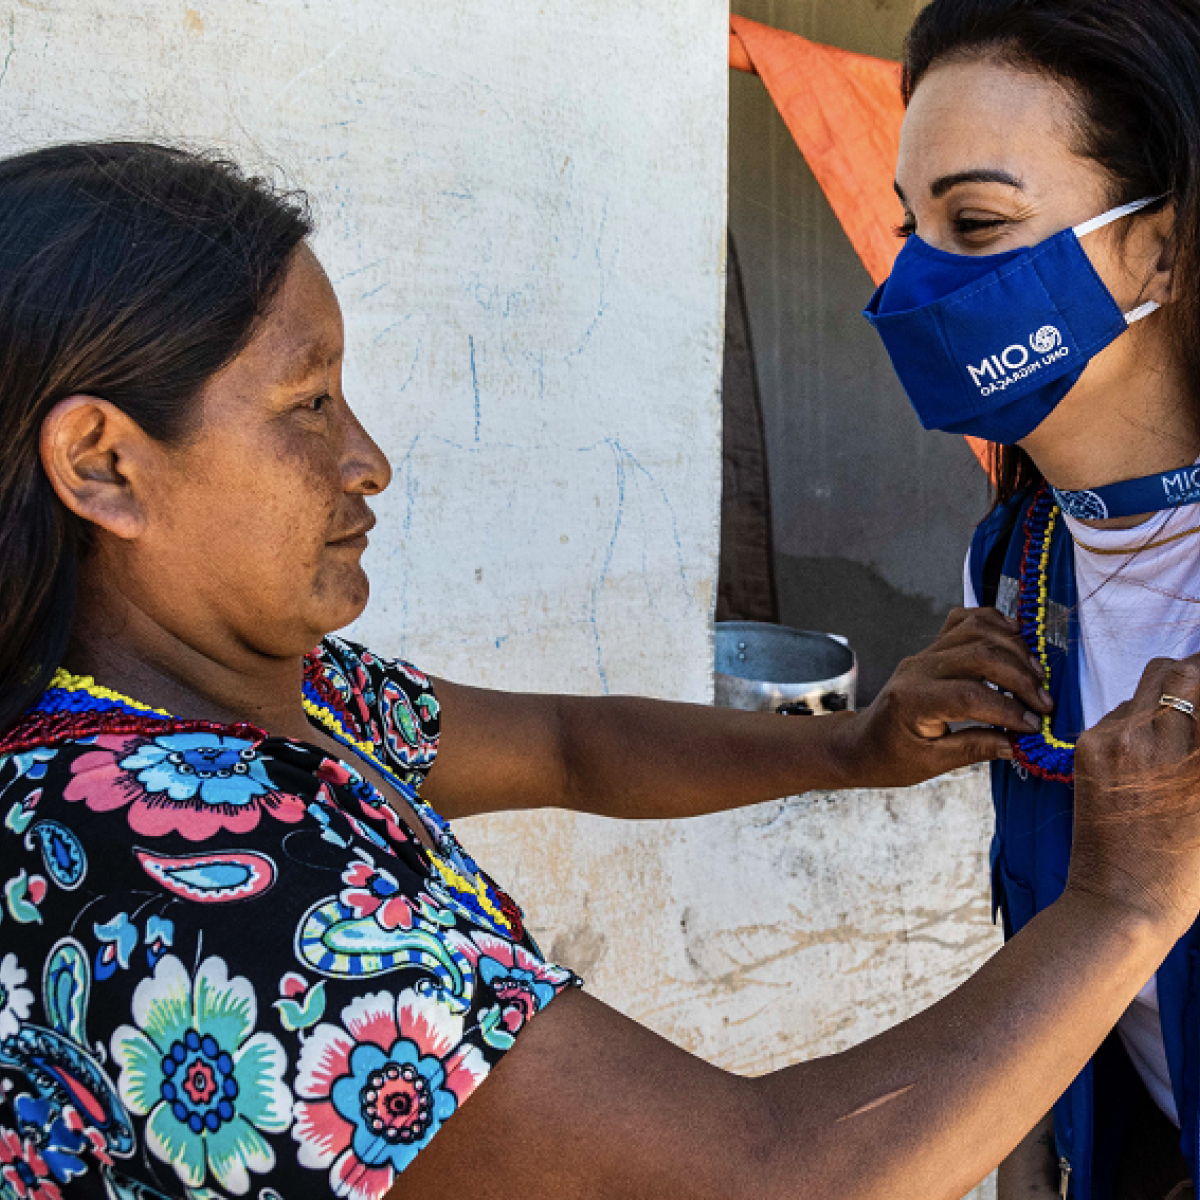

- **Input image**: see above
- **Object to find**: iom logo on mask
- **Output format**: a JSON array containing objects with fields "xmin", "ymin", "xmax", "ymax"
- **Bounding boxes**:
[
  {"xmin": 1031, "ymin": 326, "xmax": 1063, "ymax": 354},
  {"xmin": 967, "ymin": 325, "xmax": 1070, "ymax": 396}
]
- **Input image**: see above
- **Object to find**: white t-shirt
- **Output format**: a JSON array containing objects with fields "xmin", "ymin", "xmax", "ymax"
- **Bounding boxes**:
[{"xmin": 966, "ymin": 502, "xmax": 1200, "ymax": 1126}]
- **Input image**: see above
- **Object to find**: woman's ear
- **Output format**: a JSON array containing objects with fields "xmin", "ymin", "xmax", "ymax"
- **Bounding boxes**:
[
  {"xmin": 39, "ymin": 397, "xmax": 150, "ymax": 540},
  {"xmin": 1143, "ymin": 202, "xmax": 1179, "ymax": 307}
]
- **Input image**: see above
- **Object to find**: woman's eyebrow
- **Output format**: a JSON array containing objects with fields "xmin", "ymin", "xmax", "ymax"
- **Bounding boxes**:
[
  {"xmin": 930, "ymin": 169, "xmax": 1025, "ymax": 198},
  {"xmin": 278, "ymin": 342, "xmax": 340, "ymax": 389}
]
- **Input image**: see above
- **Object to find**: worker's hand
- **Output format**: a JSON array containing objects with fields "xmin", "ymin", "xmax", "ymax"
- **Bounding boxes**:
[
  {"xmin": 834, "ymin": 606, "xmax": 1053, "ymax": 788},
  {"xmin": 1069, "ymin": 655, "xmax": 1200, "ymax": 938}
]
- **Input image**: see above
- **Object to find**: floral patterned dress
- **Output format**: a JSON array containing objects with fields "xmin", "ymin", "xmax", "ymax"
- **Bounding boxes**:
[{"xmin": 0, "ymin": 637, "xmax": 579, "ymax": 1200}]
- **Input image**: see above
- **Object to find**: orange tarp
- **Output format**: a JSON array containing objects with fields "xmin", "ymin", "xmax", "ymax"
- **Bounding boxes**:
[
  {"xmin": 729, "ymin": 15, "xmax": 905, "ymax": 287},
  {"xmin": 730, "ymin": 15, "xmax": 991, "ymax": 469}
]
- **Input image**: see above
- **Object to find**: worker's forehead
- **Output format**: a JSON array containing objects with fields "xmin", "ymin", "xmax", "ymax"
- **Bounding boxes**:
[{"xmin": 897, "ymin": 59, "xmax": 1084, "ymax": 198}]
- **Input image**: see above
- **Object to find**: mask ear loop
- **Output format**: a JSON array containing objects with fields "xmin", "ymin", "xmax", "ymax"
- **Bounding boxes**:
[
  {"xmin": 1072, "ymin": 195, "xmax": 1163, "ymax": 238},
  {"xmin": 1125, "ymin": 300, "xmax": 1161, "ymax": 324},
  {"xmin": 1073, "ymin": 195, "xmax": 1169, "ymax": 324}
]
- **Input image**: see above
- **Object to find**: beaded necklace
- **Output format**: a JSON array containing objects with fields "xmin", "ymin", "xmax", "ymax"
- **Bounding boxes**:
[
  {"xmin": 1009, "ymin": 486, "xmax": 1077, "ymax": 783},
  {"xmin": 0, "ymin": 670, "xmax": 266, "ymax": 756}
]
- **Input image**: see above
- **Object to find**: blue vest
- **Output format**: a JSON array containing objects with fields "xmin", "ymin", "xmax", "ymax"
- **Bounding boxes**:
[{"xmin": 969, "ymin": 490, "xmax": 1200, "ymax": 1199}]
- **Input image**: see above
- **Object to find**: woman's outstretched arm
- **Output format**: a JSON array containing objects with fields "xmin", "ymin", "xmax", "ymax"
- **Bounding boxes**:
[
  {"xmin": 400, "ymin": 656, "xmax": 1200, "ymax": 1200},
  {"xmin": 422, "ymin": 606, "xmax": 1051, "ymax": 820}
]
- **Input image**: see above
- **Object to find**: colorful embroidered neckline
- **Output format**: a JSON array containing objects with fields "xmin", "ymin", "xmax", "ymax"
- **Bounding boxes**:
[
  {"xmin": 0, "ymin": 654, "xmax": 524, "ymax": 942},
  {"xmin": 1010, "ymin": 486, "xmax": 1076, "ymax": 783}
]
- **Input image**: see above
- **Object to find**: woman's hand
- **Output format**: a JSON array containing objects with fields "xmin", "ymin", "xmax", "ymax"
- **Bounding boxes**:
[
  {"xmin": 1070, "ymin": 654, "xmax": 1200, "ymax": 938},
  {"xmin": 832, "ymin": 606, "xmax": 1054, "ymax": 789}
]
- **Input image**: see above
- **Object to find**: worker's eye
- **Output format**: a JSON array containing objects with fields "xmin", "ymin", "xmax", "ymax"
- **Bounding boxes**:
[{"xmin": 954, "ymin": 217, "xmax": 1009, "ymax": 235}]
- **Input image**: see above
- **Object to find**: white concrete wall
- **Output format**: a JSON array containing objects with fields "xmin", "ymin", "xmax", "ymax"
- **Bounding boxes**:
[
  {"xmin": 0, "ymin": 4, "xmax": 998, "ymax": 1196},
  {"xmin": 464, "ymin": 767, "xmax": 1001, "ymax": 1200},
  {"xmin": 471, "ymin": 766, "xmax": 1001, "ymax": 1064}
]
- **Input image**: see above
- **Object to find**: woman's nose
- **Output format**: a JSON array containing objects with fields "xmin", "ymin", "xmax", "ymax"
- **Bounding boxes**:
[{"xmin": 342, "ymin": 408, "xmax": 393, "ymax": 496}]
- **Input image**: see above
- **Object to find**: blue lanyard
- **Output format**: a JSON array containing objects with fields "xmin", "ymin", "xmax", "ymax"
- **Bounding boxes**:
[{"xmin": 1052, "ymin": 465, "xmax": 1200, "ymax": 521}]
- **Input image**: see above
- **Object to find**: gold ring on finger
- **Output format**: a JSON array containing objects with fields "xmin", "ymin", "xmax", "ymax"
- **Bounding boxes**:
[{"xmin": 1159, "ymin": 694, "xmax": 1197, "ymax": 720}]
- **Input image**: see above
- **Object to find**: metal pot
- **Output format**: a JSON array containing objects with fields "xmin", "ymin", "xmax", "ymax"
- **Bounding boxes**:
[{"xmin": 714, "ymin": 621, "xmax": 857, "ymax": 716}]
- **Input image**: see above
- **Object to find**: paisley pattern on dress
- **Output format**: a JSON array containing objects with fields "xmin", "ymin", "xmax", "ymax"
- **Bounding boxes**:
[{"xmin": 0, "ymin": 638, "xmax": 579, "ymax": 1198}]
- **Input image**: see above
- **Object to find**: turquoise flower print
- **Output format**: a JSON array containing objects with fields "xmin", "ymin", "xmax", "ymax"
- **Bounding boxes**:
[
  {"xmin": 0, "ymin": 953, "xmax": 33, "ymax": 1042},
  {"xmin": 272, "ymin": 973, "xmax": 327, "ymax": 1037},
  {"xmin": 4, "ymin": 871, "xmax": 47, "ymax": 926},
  {"xmin": 292, "ymin": 989, "xmax": 488, "ymax": 1200},
  {"xmin": 144, "ymin": 917, "xmax": 174, "ymax": 970},
  {"xmin": 123, "ymin": 735, "xmax": 271, "ymax": 803},
  {"xmin": 65, "ymin": 735, "xmax": 304, "ymax": 841},
  {"xmin": 94, "ymin": 914, "xmax": 138, "ymax": 982},
  {"xmin": 111, "ymin": 955, "xmax": 292, "ymax": 1195},
  {"xmin": 1, "ymin": 749, "xmax": 56, "ymax": 836}
]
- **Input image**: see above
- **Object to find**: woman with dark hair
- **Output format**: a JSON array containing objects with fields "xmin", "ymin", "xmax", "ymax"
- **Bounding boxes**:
[
  {"xmin": 863, "ymin": 1, "xmax": 1200, "ymax": 1195},
  {"xmin": 1, "ymin": 139, "xmax": 1197, "ymax": 1200}
]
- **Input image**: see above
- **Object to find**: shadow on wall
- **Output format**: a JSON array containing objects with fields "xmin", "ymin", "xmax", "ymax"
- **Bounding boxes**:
[
  {"xmin": 775, "ymin": 553, "xmax": 951, "ymax": 702},
  {"xmin": 717, "ymin": 233, "xmax": 780, "ymax": 627}
]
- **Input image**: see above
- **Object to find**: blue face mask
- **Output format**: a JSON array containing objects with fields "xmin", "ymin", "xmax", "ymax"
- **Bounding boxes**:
[{"xmin": 863, "ymin": 197, "xmax": 1163, "ymax": 444}]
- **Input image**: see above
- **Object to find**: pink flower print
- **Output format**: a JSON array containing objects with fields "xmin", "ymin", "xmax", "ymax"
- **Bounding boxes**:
[
  {"xmin": 339, "ymin": 853, "xmax": 418, "ymax": 931},
  {"xmin": 316, "ymin": 759, "xmax": 354, "ymax": 791},
  {"xmin": 316, "ymin": 762, "xmax": 412, "ymax": 851},
  {"xmin": 63, "ymin": 735, "xmax": 305, "ymax": 842},
  {"xmin": 453, "ymin": 931, "xmax": 574, "ymax": 1046},
  {"xmin": 0, "ymin": 1127, "xmax": 62, "ymax": 1200},
  {"xmin": 292, "ymin": 989, "xmax": 488, "ymax": 1200}
]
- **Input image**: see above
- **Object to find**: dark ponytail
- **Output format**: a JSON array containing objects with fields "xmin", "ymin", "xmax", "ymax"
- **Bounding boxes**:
[
  {"xmin": 0, "ymin": 142, "xmax": 312, "ymax": 734},
  {"xmin": 903, "ymin": 0, "xmax": 1200, "ymax": 504}
]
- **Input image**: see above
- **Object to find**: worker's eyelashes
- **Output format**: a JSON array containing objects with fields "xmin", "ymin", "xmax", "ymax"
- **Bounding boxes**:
[
  {"xmin": 953, "ymin": 216, "xmax": 1011, "ymax": 236},
  {"xmin": 892, "ymin": 216, "xmax": 1011, "ymax": 240}
]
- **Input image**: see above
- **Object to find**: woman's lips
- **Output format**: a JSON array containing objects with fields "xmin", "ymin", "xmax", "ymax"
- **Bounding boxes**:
[{"xmin": 328, "ymin": 515, "xmax": 376, "ymax": 548}]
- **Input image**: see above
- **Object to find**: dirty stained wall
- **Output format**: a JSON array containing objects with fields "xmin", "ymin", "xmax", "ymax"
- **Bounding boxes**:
[
  {"xmin": 474, "ymin": 767, "xmax": 998, "ymax": 1070},
  {"xmin": 3, "ymin": 3, "xmax": 998, "ymax": 1195}
]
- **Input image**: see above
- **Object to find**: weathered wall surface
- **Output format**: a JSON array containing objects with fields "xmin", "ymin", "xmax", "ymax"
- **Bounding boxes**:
[
  {"xmin": 464, "ymin": 766, "xmax": 1000, "ymax": 1071},
  {"xmin": 466, "ymin": 766, "xmax": 1003, "ymax": 1200},
  {"xmin": 1, "ymin": 4, "xmax": 999, "ymax": 1196}
]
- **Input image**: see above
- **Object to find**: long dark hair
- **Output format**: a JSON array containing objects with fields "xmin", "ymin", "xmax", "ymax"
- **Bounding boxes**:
[
  {"xmin": 0, "ymin": 142, "xmax": 312, "ymax": 735},
  {"xmin": 903, "ymin": 0, "xmax": 1200, "ymax": 504}
]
